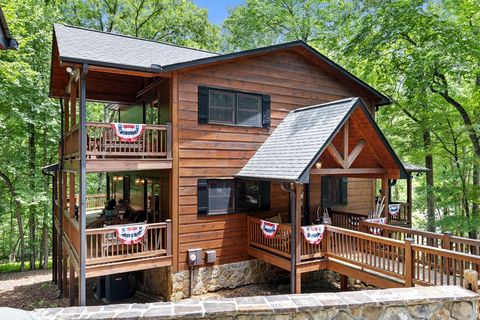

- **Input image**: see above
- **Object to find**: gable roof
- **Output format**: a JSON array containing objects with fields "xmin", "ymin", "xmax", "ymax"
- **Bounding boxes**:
[
  {"xmin": 54, "ymin": 24, "xmax": 218, "ymax": 72},
  {"xmin": 235, "ymin": 98, "xmax": 407, "ymax": 183},
  {"xmin": 52, "ymin": 24, "xmax": 390, "ymax": 106},
  {"xmin": 0, "ymin": 6, "xmax": 18, "ymax": 50}
]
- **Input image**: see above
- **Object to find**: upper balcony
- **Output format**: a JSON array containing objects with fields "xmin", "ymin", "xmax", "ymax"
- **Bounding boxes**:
[{"xmin": 63, "ymin": 122, "xmax": 172, "ymax": 172}]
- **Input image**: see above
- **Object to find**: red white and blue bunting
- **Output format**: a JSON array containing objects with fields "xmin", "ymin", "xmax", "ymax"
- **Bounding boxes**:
[
  {"xmin": 301, "ymin": 225, "xmax": 325, "ymax": 245},
  {"xmin": 260, "ymin": 220, "xmax": 279, "ymax": 239},
  {"xmin": 388, "ymin": 204, "xmax": 401, "ymax": 217},
  {"xmin": 115, "ymin": 224, "xmax": 148, "ymax": 245},
  {"xmin": 111, "ymin": 123, "xmax": 146, "ymax": 142},
  {"xmin": 365, "ymin": 217, "xmax": 387, "ymax": 235}
]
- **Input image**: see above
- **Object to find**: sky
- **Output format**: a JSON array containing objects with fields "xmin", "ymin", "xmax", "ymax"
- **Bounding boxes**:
[{"xmin": 192, "ymin": 0, "xmax": 245, "ymax": 25}]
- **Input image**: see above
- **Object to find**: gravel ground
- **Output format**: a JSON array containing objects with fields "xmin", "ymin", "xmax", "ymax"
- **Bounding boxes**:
[
  {"xmin": 0, "ymin": 270, "xmax": 369, "ymax": 310},
  {"xmin": 0, "ymin": 270, "xmax": 68, "ymax": 310}
]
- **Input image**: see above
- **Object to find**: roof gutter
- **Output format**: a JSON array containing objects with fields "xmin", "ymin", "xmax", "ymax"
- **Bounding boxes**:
[{"xmin": 59, "ymin": 56, "xmax": 164, "ymax": 74}]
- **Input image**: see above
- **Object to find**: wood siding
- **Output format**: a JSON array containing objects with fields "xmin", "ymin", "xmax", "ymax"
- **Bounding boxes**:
[{"xmin": 176, "ymin": 50, "xmax": 376, "ymax": 271}]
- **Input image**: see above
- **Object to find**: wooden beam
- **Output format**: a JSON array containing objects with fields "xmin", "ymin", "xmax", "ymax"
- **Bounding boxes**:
[
  {"xmin": 326, "ymin": 260, "xmax": 404, "ymax": 288},
  {"xmin": 343, "ymin": 119, "xmax": 349, "ymax": 161},
  {"xmin": 69, "ymin": 261, "xmax": 75, "ymax": 306},
  {"xmin": 70, "ymin": 80, "xmax": 77, "ymax": 128},
  {"xmin": 346, "ymin": 139, "xmax": 366, "ymax": 168},
  {"xmin": 326, "ymin": 143, "xmax": 347, "ymax": 168},
  {"xmin": 311, "ymin": 168, "xmax": 385, "ymax": 175},
  {"xmin": 294, "ymin": 183, "xmax": 302, "ymax": 294},
  {"xmin": 406, "ymin": 178, "xmax": 412, "ymax": 227},
  {"xmin": 381, "ymin": 178, "xmax": 389, "ymax": 220},
  {"xmin": 86, "ymin": 64, "xmax": 165, "ymax": 78}
]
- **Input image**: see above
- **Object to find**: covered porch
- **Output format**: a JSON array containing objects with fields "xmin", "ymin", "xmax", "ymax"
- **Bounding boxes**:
[{"xmin": 236, "ymin": 98, "xmax": 409, "ymax": 293}]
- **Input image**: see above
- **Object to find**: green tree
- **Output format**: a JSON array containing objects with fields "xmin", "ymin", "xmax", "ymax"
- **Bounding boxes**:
[{"xmin": 60, "ymin": 0, "xmax": 221, "ymax": 51}]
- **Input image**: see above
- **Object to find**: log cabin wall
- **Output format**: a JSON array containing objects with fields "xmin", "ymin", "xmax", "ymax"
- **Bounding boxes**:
[{"xmin": 175, "ymin": 49, "xmax": 378, "ymax": 271}]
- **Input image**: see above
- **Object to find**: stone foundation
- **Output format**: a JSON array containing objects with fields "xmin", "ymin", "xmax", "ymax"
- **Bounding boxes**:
[
  {"xmin": 170, "ymin": 259, "xmax": 274, "ymax": 301},
  {"xmin": 32, "ymin": 286, "xmax": 479, "ymax": 320}
]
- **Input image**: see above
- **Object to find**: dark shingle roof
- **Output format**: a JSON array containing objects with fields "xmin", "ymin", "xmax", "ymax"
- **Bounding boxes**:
[
  {"xmin": 54, "ymin": 24, "xmax": 218, "ymax": 72},
  {"xmin": 402, "ymin": 162, "xmax": 430, "ymax": 173},
  {"xmin": 236, "ymin": 98, "xmax": 358, "ymax": 183},
  {"xmin": 236, "ymin": 98, "xmax": 406, "ymax": 183},
  {"xmin": 52, "ymin": 24, "xmax": 390, "ymax": 105}
]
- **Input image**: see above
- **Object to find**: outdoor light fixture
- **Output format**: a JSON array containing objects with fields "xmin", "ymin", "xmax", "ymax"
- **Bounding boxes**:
[
  {"xmin": 66, "ymin": 67, "xmax": 73, "ymax": 74},
  {"xmin": 315, "ymin": 161, "xmax": 322, "ymax": 169}
]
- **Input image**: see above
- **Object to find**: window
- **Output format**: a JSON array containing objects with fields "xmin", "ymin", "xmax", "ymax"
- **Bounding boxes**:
[
  {"xmin": 321, "ymin": 177, "xmax": 348, "ymax": 207},
  {"xmin": 198, "ymin": 86, "xmax": 270, "ymax": 128},
  {"xmin": 197, "ymin": 179, "xmax": 270, "ymax": 215}
]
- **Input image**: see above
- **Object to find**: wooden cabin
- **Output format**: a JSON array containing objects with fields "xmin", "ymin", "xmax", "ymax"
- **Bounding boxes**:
[{"xmin": 46, "ymin": 24, "xmax": 437, "ymax": 306}]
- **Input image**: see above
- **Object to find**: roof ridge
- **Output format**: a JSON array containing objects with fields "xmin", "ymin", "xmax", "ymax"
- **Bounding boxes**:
[
  {"xmin": 292, "ymin": 97, "xmax": 358, "ymax": 113},
  {"xmin": 54, "ymin": 23, "xmax": 220, "ymax": 56}
]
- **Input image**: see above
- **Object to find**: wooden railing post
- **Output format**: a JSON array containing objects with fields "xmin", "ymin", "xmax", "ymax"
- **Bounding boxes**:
[
  {"xmin": 442, "ymin": 232, "xmax": 452, "ymax": 250},
  {"xmin": 404, "ymin": 238, "xmax": 414, "ymax": 287},
  {"xmin": 166, "ymin": 219, "xmax": 172, "ymax": 256},
  {"xmin": 322, "ymin": 226, "xmax": 328, "ymax": 257},
  {"xmin": 358, "ymin": 220, "xmax": 366, "ymax": 233},
  {"xmin": 166, "ymin": 123, "xmax": 172, "ymax": 159}
]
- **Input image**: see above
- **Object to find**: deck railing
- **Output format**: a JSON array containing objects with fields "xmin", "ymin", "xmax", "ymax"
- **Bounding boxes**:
[
  {"xmin": 64, "ymin": 122, "xmax": 172, "ymax": 159},
  {"xmin": 330, "ymin": 211, "xmax": 365, "ymax": 231},
  {"xmin": 85, "ymin": 220, "xmax": 171, "ymax": 266},
  {"xmin": 67, "ymin": 194, "xmax": 106, "ymax": 211},
  {"xmin": 247, "ymin": 217, "xmax": 323, "ymax": 261},
  {"xmin": 388, "ymin": 202, "xmax": 410, "ymax": 225},
  {"xmin": 360, "ymin": 220, "xmax": 480, "ymax": 257},
  {"xmin": 247, "ymin": 216, "xmax": 480, "ymax": 287}
]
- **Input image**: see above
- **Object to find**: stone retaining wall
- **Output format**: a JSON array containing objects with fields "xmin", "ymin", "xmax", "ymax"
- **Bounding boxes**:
[
  {"xmin": 170, "ymin": 259, "xmax": 274, "ymax": 300},
  {"xmin": 33, "ymin": 286, "xmax": 478, "ymax": 320}
]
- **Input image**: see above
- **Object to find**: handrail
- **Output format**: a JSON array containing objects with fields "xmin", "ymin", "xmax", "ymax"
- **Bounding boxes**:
[
  {"xmin": 63, "ymin": 122, "xmax": 172, "ymax": 159},
  {"xmin": 85, "ymin": 220, "xmax": 172, "ymax": 264},
  {"xmin": 247, "ymin": 215, "xmax": 480, "ymax": 287}
]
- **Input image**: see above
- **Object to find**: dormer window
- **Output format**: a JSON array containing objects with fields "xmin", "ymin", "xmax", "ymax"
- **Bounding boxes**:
[{"xmin": 198, "ymin": 86, "xmax": 270, "ymax": 128}]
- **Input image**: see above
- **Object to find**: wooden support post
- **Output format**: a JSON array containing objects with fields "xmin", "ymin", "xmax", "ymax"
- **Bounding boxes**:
[
  {"xmin": 78, "ymin": 64, "xmax": 88, "ymax": 306},
  {"xmin": 62, "ymin": 248, "xmax": 68, "ymax": 294},
  {"xmin": 56, "ymin": 232, "xmax": 62, "ymax": 291},
  {"xmin": 166, "ymin": 219, "xmax": 172, "ymax": 255},
  {"xmin": 381, "ymin": 178, "xmax": 389, "ymax": 222},
  {"xmin": 404, "ymin": 238, "xmax": 414, "ymax": 287},
  {"xmin": 166, "ymin": 123, "xmax": 172, "ymax": 159},
  {"xmin": 406, "ymin": 178, "xmax": 413, "ymax": 227},
  {"xmin": 69, "ymin": 260, "xmax": 75, "ymax": 306},
  {"xmin": 64, "ymin": 96, "xmax": 70, "ymax": 133},
  {"xmin": 442, "ymin": 232, "xmax": 452, "ymax": 275},
  {"xmin": 294, "ymin": 183, "xmax": 303, "ymax": 294},
  {"xmin": 340, "ymin": 274, "xmax": 348, "ymax": 291},
  {"xmin": 70, "ymin": 80, "xmax": 77, "ymax": 128},
  {"xmin": 69, "ymin": 173, "xmax": 75, "ymax": 218}
]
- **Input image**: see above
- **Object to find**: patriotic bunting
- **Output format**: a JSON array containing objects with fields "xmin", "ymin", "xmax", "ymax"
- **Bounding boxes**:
[
  {"xmin": 111, "ymin": 123, "xmax": 146, "ymax": 142},
  {"xmin": 388, "ymin": 204, "xmax": 401, "ymax": 217},
  {"xmin": 365, "ymin": 217, "xmax": 387, "ymax": 235},
  {"xmin": 260, "ymin": 220, "xmax": 279, "ymax": 239},
  {"xmin": 301, "ymin": 225, "xmax": 325, "ymax": 245},
  {"xmin": 115, "ymin": 224, "xmax": 148, "ymax": 245}
]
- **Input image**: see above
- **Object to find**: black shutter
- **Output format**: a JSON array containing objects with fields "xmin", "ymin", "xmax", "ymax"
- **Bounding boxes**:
[
  {"xmin": 197, "ymin": 179, "xmax": 209, "ymax": 215},
  {"xmin": 260, "ymin": 181, "xmax": 271, "ymax": 211},
  {"xmin": 321, "ymin": 176, "xmax": 329, "ymax": 207},
  {"xmin": 340, "ymin": 177, "xmax": 348, "ymax": 205},
  {"xmin": 198, "ymin": 86, "xmax": 209, "ymax": 124},
  {"xmin": 262, "ymin": 94, "xmax": 271, "ymax": 128}
]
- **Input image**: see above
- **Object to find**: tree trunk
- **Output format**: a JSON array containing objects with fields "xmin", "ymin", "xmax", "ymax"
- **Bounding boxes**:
[
  {"xmin": 423, "ymin": 130, "xmax": 436, "ymax": 232},
  {"xmin": 0, "ymin": 171, "xmax": 25, "ymax": 271},
  {"xmin": 28, "ymin": 121, "xmax": 36, "ymax": 270},
  {"xmin": 471, "ymin": 161, "xmax": 480, "ymax": 239}
]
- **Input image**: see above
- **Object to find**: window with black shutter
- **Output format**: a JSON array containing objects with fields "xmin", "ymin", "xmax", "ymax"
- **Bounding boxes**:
[
  {"xmin": 321, "ymin": 176, "xmax": 348, "ymax": 207},
  {"xmin": 197, "ymin": 179, "xmax": 270, "ymax": 215},
  {"xmin": 198, "ymin": 86, "xmax": 270, "ymax": 128}
]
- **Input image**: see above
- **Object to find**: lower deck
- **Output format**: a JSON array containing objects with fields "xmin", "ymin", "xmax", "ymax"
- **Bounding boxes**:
[{"xmin": 247, "ymin": 216, "xmax": 480, "ymax": 291}]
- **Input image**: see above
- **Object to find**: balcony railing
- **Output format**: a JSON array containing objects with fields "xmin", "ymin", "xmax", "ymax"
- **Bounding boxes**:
[
  {"xmin": 64, "ymin": 122, "xmax": 172, "ymax": 159},
  {"xmin": 85, "ymin": 220, "xmax": 172, "ymax": 266}
]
